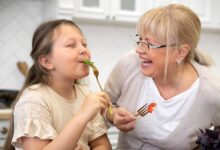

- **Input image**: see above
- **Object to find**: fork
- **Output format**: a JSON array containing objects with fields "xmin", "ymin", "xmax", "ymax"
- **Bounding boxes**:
[
  {"xmin": 83, "ymin": 60, "xmax": 112, "ymax": 114},
  {"xmin": 90, "ymin": 65, "xmax": 103, "ymax": 91},
  {"xmin": 89, "ymin": 64, "xmax": 113, "ymax": 114},
  {"xmin": 135, "ymin": 102, "xmax": 157, "ymax": 117},
  {"xmin": 83, "ymin": 60, "xmax": 103, "ymax": 91},
  {"xmin": 135, "ymin": 103, "xmax": 149, "ymax": 117}
]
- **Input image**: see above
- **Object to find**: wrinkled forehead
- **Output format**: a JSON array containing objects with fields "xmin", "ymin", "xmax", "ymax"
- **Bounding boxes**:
[
  {"xmin": 136, "ymin": 7, "xmax": 177, "ymax": 45},
  {"xmin": 137, "ymin": 15, "xmax": 167, "ymax": 43}
]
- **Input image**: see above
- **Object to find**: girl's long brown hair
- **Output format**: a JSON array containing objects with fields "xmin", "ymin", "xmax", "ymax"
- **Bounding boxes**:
[{"xmin": 5, "ymin": 19, "xmax": 83, "ymax": 150}]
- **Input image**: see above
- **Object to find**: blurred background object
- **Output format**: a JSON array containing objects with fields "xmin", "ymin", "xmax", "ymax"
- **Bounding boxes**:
[
  {"xmin": 0, "ymin": 0, "xmax": 220, "ymax": 149},
  {"xmin": 16, "ymin": 61, "xmax": 28, "ymax": 77}
]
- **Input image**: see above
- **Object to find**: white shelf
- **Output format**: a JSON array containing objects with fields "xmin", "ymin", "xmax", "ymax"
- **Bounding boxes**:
[{"xmin": 0, "ymin": 109, "xmax": 12, "ymax": 119}]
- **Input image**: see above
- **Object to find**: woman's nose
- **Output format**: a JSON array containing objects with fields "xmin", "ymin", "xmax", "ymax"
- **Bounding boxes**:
[{"xmin": 135, "ymin": 46, "xmax": 145, "ymax": 54}]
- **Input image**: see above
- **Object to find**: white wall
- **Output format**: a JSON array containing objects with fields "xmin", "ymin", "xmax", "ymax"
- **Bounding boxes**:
[
  {"xmin": 0, "ymin": 0, "xmax": 42, "ymax": 90},
  {"xmin": 199, "ymin": 29, "xmax": 220, "ymax": 73},
  {"xmin": 0, "ymin": 0, "xmax": 219, "ymax": 91},
  {"xmin": 77, "ymin": 21, "xmax": 136, "ymax": 90}
]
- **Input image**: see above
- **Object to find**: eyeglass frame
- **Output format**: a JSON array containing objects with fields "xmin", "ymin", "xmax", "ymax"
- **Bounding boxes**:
[
  {"xmin": 132, "ymin": 34, "xmax": 177, "ymax": 52},
  {"xmin": 137, "ymin": 41, "xmax": 167, "ymax": 49}
]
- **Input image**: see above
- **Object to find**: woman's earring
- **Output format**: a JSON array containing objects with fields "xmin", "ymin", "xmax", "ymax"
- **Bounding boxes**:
[{"xmin": 176, "ymin": 60, "xmax": 182, "ymax": 65}]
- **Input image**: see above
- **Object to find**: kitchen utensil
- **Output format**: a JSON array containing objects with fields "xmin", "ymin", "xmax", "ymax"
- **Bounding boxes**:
[
  {"xmin": 16, "ymin": 61, "xmax": 28, "ymax": 76},
  {"xmin": 83, "ymin": 60, "xmax": 112, "ymax": 114},
  {"xmin": 135, "ymin": 102, "xmax": 157, "ymax": 117}
]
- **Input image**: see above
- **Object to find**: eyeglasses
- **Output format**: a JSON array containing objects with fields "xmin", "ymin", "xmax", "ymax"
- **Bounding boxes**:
[{"xmin": 131, "ymin": 34, "xmax": 176, "ymax": 53}]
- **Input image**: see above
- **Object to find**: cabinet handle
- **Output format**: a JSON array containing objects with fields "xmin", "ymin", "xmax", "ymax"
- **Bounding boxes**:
[
  {"xmin": 106, "ymin": 15, "xmax": 110, "ymax": 19},
  {"xmin": 0, "ymin": 127, "xmax": 8, "ymax": 134}
]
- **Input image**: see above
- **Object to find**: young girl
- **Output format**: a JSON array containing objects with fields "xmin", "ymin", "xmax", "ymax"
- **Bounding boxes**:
[{"xmin": 11, "ymin": 19, "xmax": 111, "ymax": 150}]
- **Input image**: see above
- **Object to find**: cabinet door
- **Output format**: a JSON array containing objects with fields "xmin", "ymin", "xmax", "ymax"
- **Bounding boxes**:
[
  {"xmin": 0, "ymin": 120, "xmax": 9, "ymax": 139},
  {"xmin": 73, "ymin": 0, "xmax": 110, "ymax": 20},
  {"xmin": 0, "ymin": 120, "xmax": 10, "ymax": 149},
  {"xmin": 110, "ymin": 0, "xmax": 142, "ymax": 22},
  {"xmin": 73, "ymin": 0, "xmax": 144, "ymax": 22},
  {"xmin": 188, "ymin": 0, "xmax": 210, "ymax": 23},
  {"xmin": 146, "ymin": 0, "xmax": 220, "ymax": 28},
  {"xmin": 154, "ymin": 0, "xmax": 211, "ymax": 24},
  {"xmin": 189, "ymin": 0, "xmax": 220, "ymax": 28}
]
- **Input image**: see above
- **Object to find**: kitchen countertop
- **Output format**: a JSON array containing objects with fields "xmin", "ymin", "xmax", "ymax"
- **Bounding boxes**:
[{"xmin": 0, "ymin": 109, "xmax": 12, "ymax": 120}]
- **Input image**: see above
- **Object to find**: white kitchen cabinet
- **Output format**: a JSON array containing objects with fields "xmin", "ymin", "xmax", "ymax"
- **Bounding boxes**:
[
  {"xmin": 146, "ymin": 0, "xmax": 220, "ymax": 30},
  {"xmin": 43, "ymin": 0, "xmax": 145, "ymax": 22},
  {"xmin": 43, "ymin": 0, "xmax": 220, "ymax": 29},
  {"xmin": 73, "ymin": 0, "xmax": 145, "ymax": 22},
  {"xmin": 0, "ymin": 120, "xmax": 10, "ymax": 149},
  {"xmin": 75, "ymin": 0, "xmax": 216, "ymax": 24},
  {"xmin": 72, "ymin": 0, "xmax": 109, "ymax": 20}
]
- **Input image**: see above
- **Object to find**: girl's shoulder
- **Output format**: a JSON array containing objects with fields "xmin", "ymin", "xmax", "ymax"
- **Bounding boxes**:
[{"xmin": 16, "ymin": 84, "xmax": 51, "ymax": 107}]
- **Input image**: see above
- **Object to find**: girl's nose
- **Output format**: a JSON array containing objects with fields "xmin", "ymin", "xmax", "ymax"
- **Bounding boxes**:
[
  {"xmin": 79, "ymin": 50, "xmax": 84, "ymax": 54},
  {"xmin": 79, "ymin": 46, "xmax": 87, "ymax": 55}
]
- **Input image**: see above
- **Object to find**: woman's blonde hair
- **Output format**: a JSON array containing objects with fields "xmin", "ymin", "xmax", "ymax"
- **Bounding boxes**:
[{"xmin": 136, "ymin": 4, "xmax": 213, "ymax": 68}]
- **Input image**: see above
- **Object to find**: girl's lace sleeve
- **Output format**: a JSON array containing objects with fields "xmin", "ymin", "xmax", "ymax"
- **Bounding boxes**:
[{"xmin": 12, "ymin": 100, "xmax": 57, "ymax": 148}]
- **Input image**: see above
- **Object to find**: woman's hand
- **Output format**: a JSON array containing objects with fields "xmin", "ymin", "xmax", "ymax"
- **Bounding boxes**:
[
  {"xmin": 110, "ymin": 107, "xmax": 136, "ymax": 132},
  {"xmin": 80, "ymin": 92, "xmax": 111, "ymax": 122}
]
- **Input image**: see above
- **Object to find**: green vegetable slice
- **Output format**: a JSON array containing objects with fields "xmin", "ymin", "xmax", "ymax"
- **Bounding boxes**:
[{"xmin": 83, "ymin": 59, "xmax": 94, "ymax": 65}]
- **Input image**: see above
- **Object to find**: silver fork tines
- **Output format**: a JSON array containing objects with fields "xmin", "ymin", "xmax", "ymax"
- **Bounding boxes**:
[{"xmin": 135, "ymin": 103, "xmax": 149, "ymax": 117}]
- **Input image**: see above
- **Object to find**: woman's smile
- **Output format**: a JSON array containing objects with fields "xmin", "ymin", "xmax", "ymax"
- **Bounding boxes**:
[{"xmin": 141, "ymin": 58, "xmax": 153, "ymax": 68}]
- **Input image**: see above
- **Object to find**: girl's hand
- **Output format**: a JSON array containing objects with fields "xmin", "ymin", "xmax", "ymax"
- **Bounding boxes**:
[{"xmin": 79, "ymin": 92, "xmax": 111, "ymax": 122}]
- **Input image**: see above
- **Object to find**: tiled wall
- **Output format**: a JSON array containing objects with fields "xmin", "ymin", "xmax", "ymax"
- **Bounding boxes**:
[
  {"xmin": 0, "ymin": 0, "xmax": 220, "ymax": 91},
  {"xmin": 0, "ymin": 0, "xmax": 136, "ymax": 91},
  {"xmin": 0, "ymin": 0, "xmax": 42, "ymax": 90}
]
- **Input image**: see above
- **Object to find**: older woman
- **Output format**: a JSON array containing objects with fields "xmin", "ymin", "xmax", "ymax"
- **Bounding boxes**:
[{"xmin": 104, "ymin": 4, "xmax": 220, "ymax": 150}]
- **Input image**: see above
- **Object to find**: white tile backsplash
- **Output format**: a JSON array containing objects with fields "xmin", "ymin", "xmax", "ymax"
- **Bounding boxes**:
[
  {"xmin": 0, "ymin": 38, "xmax": 22, "ymax": 67},
  {"xmin": 0, "ymin": 0, "xmax": 41, "ymax": 90},
  {"xmin": 77, "ymin": 22, "xmax": 136, "ymax": 90},
  {"xmin": 18, "ymin": 0, "xmax": 43, "ymax": 18},
  {"xmin": 0, "ymin": 0, "xmax": 219, "ymax": 91},
  {"xmin": 199, "ymin": 30, "xmax": 220, "ymax": 72},
  {"xmin": 0, "ymin": 20, "xmax": 21, "ymax": 43},
  {"xmin": 0, "ymin": 1, "xmax": 22, "ymax": 27}
]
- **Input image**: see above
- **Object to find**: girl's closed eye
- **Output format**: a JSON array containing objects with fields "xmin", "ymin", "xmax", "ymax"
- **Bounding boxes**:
[
  {"xmin": 82, "ymin": 42, "xmax": 88, "ymax": 48},
  {"xmin": 66, "ymin": 43, "xmax": 77, "ymax": 48},
  {"xmin": 65, "ymin": 42, "xmax": 77, "ymax": 48}
]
